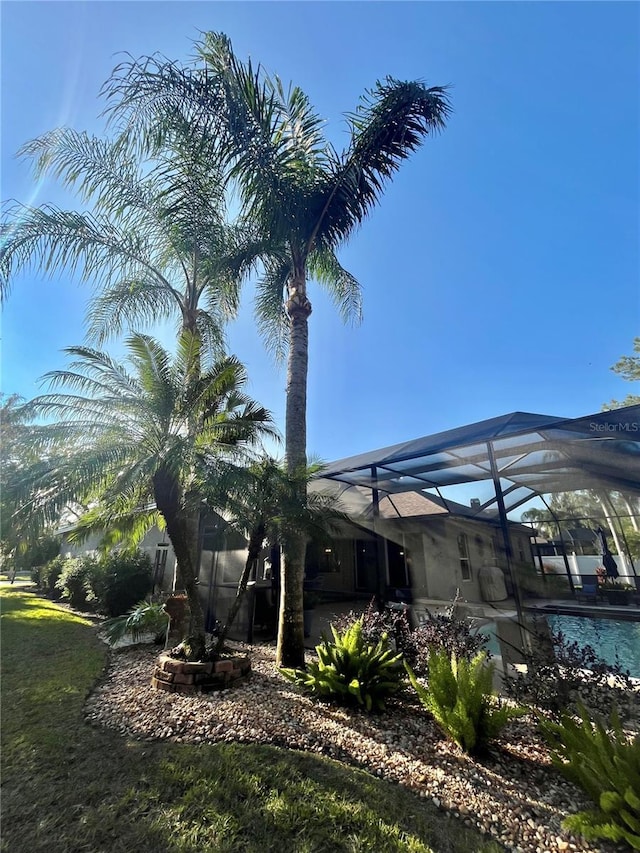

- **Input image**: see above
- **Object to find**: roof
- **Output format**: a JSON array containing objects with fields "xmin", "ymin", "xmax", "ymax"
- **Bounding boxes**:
[{"xmin": 319, "ymin": 406, "xmax": 640, "ymax": 517}]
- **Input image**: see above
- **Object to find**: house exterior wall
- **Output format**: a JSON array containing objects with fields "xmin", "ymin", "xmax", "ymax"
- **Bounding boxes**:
[
  {"xmin": 319, "ymin": 515, "xmax": 535, "ymax": 606},
  {"xmin": 57, "ymin": 508, "xmax": 536, "ymax": 632},
  {"xmin": 59, "ymin": 525, "xmax": 177, "ymax": 591}
]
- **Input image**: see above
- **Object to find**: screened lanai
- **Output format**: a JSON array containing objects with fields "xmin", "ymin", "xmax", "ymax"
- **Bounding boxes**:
[
  {"xmin": 317, "ymin": 405, "xmax": 640, "ymax": 623},
  {"xmin": 319, "ymin": 406, "xmax": 640, "ymax": 509}
]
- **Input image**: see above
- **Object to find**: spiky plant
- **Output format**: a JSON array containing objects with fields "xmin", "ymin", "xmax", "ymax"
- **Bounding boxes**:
[{"xmin": 406, "ymin": 649, "xmax": 525, "ymax": 754}]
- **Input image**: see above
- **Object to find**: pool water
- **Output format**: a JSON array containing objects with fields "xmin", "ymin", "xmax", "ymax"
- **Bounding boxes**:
[
  {"xmin": 478, "ymin": 616, "xmax": 640, "ymax": 677},
  {"xmin": 545, "ymin": 615, "xmax": 640, "ymax": 678}
]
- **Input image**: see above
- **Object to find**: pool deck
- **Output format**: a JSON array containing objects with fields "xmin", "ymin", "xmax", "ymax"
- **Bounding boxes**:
[{"xmin": 524, "ymin": 598, "xmax": 640, "ymax": 622}]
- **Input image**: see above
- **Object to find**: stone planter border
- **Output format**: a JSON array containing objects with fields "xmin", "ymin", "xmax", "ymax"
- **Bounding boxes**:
[{"xmin": 151, "ymin": 653, "xmax": 251, "ymax": 694}]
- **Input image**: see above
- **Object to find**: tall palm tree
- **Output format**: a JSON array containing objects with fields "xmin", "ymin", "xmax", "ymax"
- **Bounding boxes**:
[
  {"xmin": 12, "ymin": 331, "xmax": 275, "ymax": 659},
  {"xmin": 0, "ymin": 122, "xmax": 263, "ymax": 355},
  {"xmin": 105, "ymin": 32, "xmax": 451, "ymax": 666}
]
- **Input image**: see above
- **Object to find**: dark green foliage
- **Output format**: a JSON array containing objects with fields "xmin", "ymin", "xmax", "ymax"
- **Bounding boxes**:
[
  {"xmin": 406, "ymin": 649, "xmax": 525, "ymax": 755},
  {"xmin": 539, "ymin": 704, "xmax": 640, "ymax": 848},
  {"xmin": 332, "ymin": 599, "xmax": 489, "ymax": 677},
  {"xmin": 332, "ymin": 598, "xmax": 414, "ymax": 657},
  {"xmin": 37, "ymin": 555, "xmax": 67, "ymax": 597},
  {"xmin": 14, "ymin": 533, "xmax": 60, "ymax": 572},
  {"xmin": 103, "ymin": 600, "xmax": 169, "ymax": 645},
  {"xmin": 98, "ymin": 550, "xmax": 152, "ymax": 617},
  {"xmin": 55, "ymin": 555, "xmax": 100, "ymax": 609},
  {"xmin": 281, "ymin": 617, "xmax": 404, "ymax": 712},
  {"xmin": 503, "ymin": 623, "xmax": 635, "ymax": 718},
  {"xmin": 39, "ymin": 549, "xmax": 151, "ymax": 614}
]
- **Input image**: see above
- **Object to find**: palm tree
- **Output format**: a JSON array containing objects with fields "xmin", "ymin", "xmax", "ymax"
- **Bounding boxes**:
[
  {"xmin": 12, "ymin": 331, "xmax": 275, "ymax": 659},
  {"xmin": 0, "ymin": 122, "xmax": 263, "ymax": 355},
  {"xmin": 209, "ymin": 456, "xmax": 348, "ymax": 653},
  {"xmin": 105, "ymin": 33, "xmax": 451, "ymax": 667}
]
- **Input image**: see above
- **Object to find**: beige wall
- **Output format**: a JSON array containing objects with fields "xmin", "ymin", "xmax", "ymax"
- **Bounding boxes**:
[
  {"xmin": 59, "ymin": 525, "xmax": 177, "ymax": 590},
  {"xmin": 326, "ymin": 516, "xmax": 534, "ymax": 606}
]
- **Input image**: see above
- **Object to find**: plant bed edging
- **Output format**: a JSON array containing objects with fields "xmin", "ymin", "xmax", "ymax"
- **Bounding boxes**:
[{"xmin": 151, "ymin": 653, "xmax": 251, "ymax": 694}]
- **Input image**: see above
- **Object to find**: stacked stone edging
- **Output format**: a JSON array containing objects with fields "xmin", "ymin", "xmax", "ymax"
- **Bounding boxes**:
[{"xmin": 151, "ymin": 653, "xmax": 251, "ymax": 694}]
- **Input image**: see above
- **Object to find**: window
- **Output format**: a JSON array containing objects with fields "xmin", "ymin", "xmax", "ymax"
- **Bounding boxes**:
[
  {"xmin": 305, "ymin": 541, "xmax": 339, "ymax": 575},
  {"xmin": 457, "ymin": 533, "xmax": 472, "ymax": 580},
  {"xmin": 153, "ymin": 544, "xmax": 169, "ymax": 589}
]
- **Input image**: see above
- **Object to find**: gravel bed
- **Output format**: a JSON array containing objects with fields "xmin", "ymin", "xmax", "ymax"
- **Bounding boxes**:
[{"xmin": 85, "ymin": 642, "xmax": 625, "ymax": 853}]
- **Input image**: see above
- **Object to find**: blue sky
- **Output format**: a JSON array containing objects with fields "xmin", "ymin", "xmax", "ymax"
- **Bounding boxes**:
[{"xmin": 2, "ymin": 1, "xmax": 638, "ymax": 465}]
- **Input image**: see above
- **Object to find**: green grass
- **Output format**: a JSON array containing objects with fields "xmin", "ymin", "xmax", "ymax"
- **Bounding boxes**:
[{"xmin": 1, "ymin": 590, "xmax": 503, "ymax": 853}]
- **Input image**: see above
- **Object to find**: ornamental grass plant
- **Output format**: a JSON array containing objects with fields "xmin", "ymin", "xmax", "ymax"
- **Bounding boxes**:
[
  {"xmin": 405, "ymin": 648, "xmax": 525, "ymax": 755},
  {"xmin": 538, "ymin": 703, "xmax": 640, "ymax": 849}
]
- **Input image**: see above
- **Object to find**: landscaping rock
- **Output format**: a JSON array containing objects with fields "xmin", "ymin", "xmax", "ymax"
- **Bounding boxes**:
[{"xmin": 85, "ymin": 642, "xmax": 629, "ymax": 853}]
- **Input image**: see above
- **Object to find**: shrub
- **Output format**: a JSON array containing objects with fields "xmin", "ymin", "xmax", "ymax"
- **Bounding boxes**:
[
  {"xmin": 331, "ymin": 598, "xmax": 488, "ymax": 678},
  {"xmin": 503, "ymin": 623, "xmax": 635, "ymax": 719},
  {"xmin": 55, "ymin": 555, "xmax": 100, "ymax": 609},
  {"xmin": 99, "ymin": 550, "xmax": 153, "ymax": 616},
  {"xmin": 30, "ymin": 564, "xmax": 44, "ymax": 586},
  {"xmin": 406, "ymin": 649, "xmax": 525, "ymax": 755},
  {"xmin": 331, "ymin": 599, "xmax": 414, "ymax": 657},
  {"xmin": 38, "ymin": 555, "xmax": 67, "ymax": 597},
  {"xmin": 281, "ymin": 618, "xmax": 404, "ymax": 712},
  {"xmin": 103, "ymin": 600, "xmax": 169, "ymax": 646},
  {"xmin": 410, "ymin": 611, "xmax": 489, "ymax": 677},
  {"xmin": 539, "ymin": 704, "xmax": 640, "ymax": 848},
  {"xmin": 15, "ymin": 534, "xmax": 60, "ymax": 572}
]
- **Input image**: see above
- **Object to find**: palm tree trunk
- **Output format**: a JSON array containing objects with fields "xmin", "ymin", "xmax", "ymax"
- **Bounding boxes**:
[
  {"xmin": 277, "ymin": 273, "xmax": 311, "ymax": 668},
  {"xmin": 153, "ymin": 468, "xmax": 206, "ymax": 659},
  {"xmin": 214, "ymin": 522, "xmax": 265, "ymax": 653}
]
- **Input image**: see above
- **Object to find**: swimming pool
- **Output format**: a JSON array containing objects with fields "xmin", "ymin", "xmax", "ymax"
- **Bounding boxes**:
[
  {"xmin": 479, "ymin": 615, "xmax": 640, "ymax": 677},
  {"xmin": 545, "ymin": 614, "xmax": 640, "ymax": 677}
]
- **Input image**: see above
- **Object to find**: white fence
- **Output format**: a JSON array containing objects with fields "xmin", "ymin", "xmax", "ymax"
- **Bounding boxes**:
[{"xmin": 539, "ymin": 554, "xmax": 633, "ymax": 583}]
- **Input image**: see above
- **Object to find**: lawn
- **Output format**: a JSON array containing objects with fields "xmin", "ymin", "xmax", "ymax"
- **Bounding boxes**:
[{"xmin": 0, "ymin": 589, "xmax": 501, "ymax": 853}]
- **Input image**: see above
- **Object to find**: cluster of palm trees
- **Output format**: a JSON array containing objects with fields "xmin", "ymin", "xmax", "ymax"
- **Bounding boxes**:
[{"xmin": 1, "ymin": 32, "xmax": 450, "ymax": 666}]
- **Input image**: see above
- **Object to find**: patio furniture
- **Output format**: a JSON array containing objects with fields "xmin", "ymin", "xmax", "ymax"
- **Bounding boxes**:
[{"xmin": 576, "ymin": 574, "xmax": 599, "ymax": 604}]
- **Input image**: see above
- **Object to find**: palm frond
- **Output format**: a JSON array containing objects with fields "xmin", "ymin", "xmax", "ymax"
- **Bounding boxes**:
[
  {"xmin": 85, "ymin": 277, "xmax": 181, "ymax": 345},
  {"xmin": 307, "ymin": 246, "xmax": 362, "ymax": 325},
  {"xmin": 103, "ymin": 49, "xmax": 227, "ymax": 159},
  {"xmin": 18, "ymin": 129, "xmax": 159, "ymax": 228},
  {"xmin": 309, "ymin": 77, "xmax": 451, "ymax": 247},
  {"xmin": 68, "ymin": 503, "xmax": 159, "ymax": 551},
  {"xmin": 254, "ymin": 258, "xmax": 291, "ymax": 361},
  {"xmin": 124, "ymin": 333, "xmax": 176, "ymax": 421},
  {"xmin": 0, "ymin": 203, "xmax": 172, "ymax": 301},
  {"xmin": 313, "ymin": 77, "xmax": 451, "ymax": 248}
]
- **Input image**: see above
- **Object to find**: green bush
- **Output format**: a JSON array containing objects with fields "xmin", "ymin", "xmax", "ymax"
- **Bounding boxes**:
[
  {"xmin": 405, "ymin": 649, "xmax": 525, "ymax": 755},
  {"xmin": 281, "ymin": 618, "xmax": 404, "ymax": 712},
  {"xmin": 104, "ymin": 600, "xmax": 169, "ymax": 646},
  {"xmin": 38, "ymin": 555, "xmax": 68, "ymax": 597},
  {"xmin": 99, "ymin": 551, "xmax": 153, "ymax": 616},
  {"xmin": 539, "ymin": 704, "xmax": 640, "ymax": 849},
  {"xmin": 331, "ymin": 597, "xmax": 489, "ymax": 678},
  {"xmin": 55, "ymin": 555, "xmax": 100, "ymax": 609}
]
